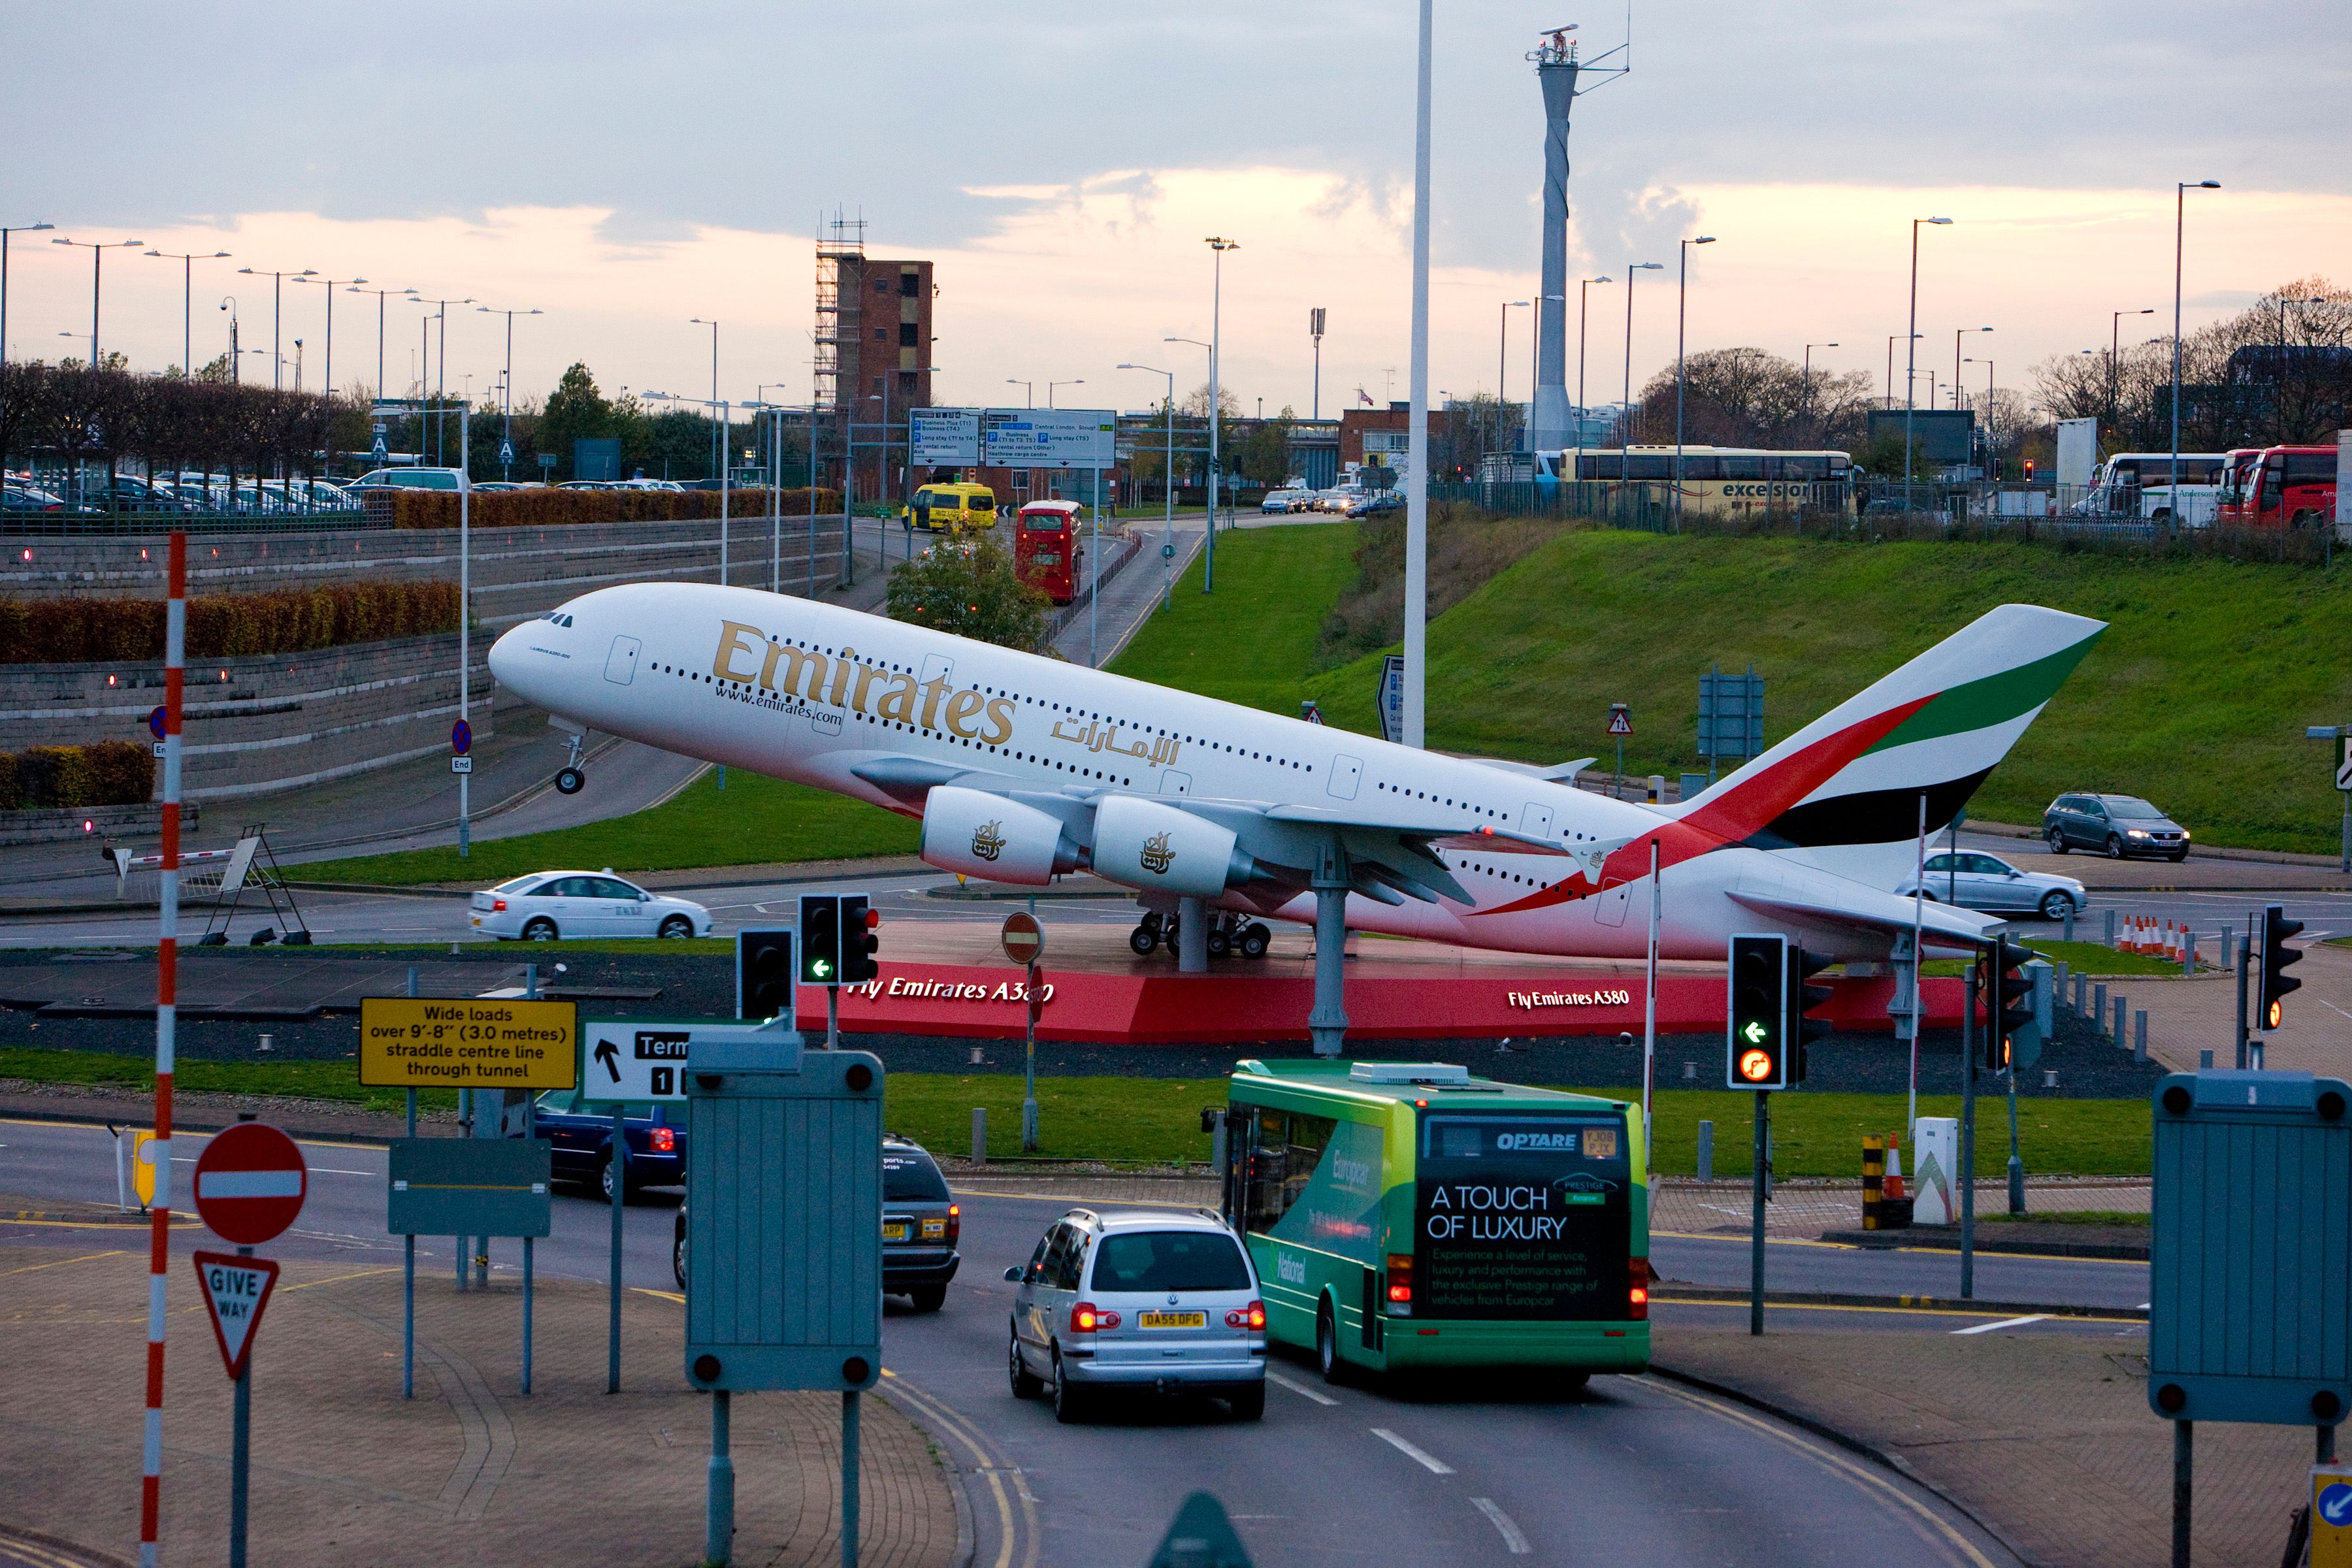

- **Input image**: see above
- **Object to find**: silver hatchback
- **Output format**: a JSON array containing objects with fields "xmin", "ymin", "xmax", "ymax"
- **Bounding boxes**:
[{"xmin": 1005, "ymin": 1207, "xmax": 1267, "ymax": 1423}]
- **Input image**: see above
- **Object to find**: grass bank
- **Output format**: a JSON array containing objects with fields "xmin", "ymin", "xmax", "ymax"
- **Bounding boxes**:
[
  {"xmin": 295, "ymin": 770, "xmax": 918, "ymax": 887},
  {"xmin": 0, "ymin": 1047, "xmax": 2148, "ymax": 1177},
  {"xmin": 1109, "ymin": 521, "xmax": 1360, "ymax": 713}
]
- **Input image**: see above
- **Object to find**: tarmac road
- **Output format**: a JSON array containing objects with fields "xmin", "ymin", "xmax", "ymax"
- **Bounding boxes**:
[{"xmin": 2, "ymin": 1114, "xmax": 2080, "ymax": 1567}]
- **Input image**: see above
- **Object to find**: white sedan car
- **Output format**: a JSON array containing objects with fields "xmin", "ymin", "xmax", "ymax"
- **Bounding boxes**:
[
  {"xmin": 1895, "ymin": 851, "xmax": 2086, "ymax": 921},
  {"xmin": 470, "ymin": 870, "xmax": 711, "ymax": 940}
]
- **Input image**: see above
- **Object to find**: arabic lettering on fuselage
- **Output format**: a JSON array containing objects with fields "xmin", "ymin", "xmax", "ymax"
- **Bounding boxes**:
[{"xmin": 708, "ymin": 618, "xmax": 1181, "ymax": 766}]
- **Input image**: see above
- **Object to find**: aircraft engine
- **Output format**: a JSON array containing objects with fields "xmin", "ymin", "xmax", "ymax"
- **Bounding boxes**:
[
  {"xmin": 1090, "ymin": 796, "xmax": 1256, "ymax": 900},
  {"xmin": 919, "ymin": 787, "xmax": 1081, "ymax": 885}
]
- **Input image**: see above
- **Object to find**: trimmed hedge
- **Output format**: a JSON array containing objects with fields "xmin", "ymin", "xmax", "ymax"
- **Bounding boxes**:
[
  {"xmin": 383, "ymin": 485, "xmax": 843, "ymax": 530},
  {"xmin": 0, "ymin": 582, "xmax": 462, "ymax": 664},
  {"xmin": 10, "ymin": 741, "xmax": 153, "ymax": 808}
]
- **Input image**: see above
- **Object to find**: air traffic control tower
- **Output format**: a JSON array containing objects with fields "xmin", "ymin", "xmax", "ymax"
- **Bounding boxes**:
[{"xmin": 1526, "ymin": 29, "xmax": 1580, "ymax": 455}]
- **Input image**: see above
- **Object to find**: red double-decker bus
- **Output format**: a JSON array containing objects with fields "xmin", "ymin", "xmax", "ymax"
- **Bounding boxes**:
[
  {"xmin": 2216, "ymin": 445, "xmax": 2339, "ymax": 530},
  {"xmin": 1015, "ymin": 499, "xmax": 1084, "ymax": 604}
]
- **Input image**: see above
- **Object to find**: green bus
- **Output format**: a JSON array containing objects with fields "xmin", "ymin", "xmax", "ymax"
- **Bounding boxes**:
[{"xmin": 1218, "ymin": 1059, "xmax": 1648, "ymax": 1379}]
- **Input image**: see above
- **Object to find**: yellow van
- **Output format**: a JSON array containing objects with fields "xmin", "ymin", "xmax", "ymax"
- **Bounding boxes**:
[{"xmin": 904, "ymin": 482, "xmax": 998, "ymax": 532}]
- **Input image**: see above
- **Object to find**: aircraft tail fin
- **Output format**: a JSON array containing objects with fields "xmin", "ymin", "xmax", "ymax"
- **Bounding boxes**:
[{"xmin": 1673, "ymin": 604, "xmax": 2105, "ymax": 851}]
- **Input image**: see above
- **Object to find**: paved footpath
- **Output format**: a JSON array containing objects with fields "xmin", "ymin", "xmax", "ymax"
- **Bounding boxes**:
[{"xmin": 0, "ymin": 1224, "xmax": 955, "ymax": 1568}]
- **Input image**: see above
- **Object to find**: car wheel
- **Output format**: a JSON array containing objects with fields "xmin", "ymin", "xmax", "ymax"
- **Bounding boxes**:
[
  {"xmin": 1227, "ymin": 1382, "xmax": 1266, "ymax": 1421},
  {"xmin": 1051, "ymin": 1350, "xmax": 1088, "ymax": 1423},
  {"xmin": 598, "ymin": 1153, "xmax": 629, "ymax": 1203},
  {"xmin": 2046, "ymin": 828, "xmax": 2068, "ymax": 855},
  {"xmin": 555, "ymin": 766, "xmax": 585, "ymax": 795},
  {"xmin": 522, "ymin": 917, "xmax": 559, "ymax": 941},
  {"xmin": 658, "ymin": 915, "xmax": 694, "ymax": 939},
  {"xmin": 1009, "ymin": 1329, "xmax": 1043, "ymax": 1399},
  {"xmin": 673, "ymin": 1226, "xmax": 687, "ymax": 1290},
  {"xmin": 1240, "ymin": 923, "xmax": 1271, "ymax": 960},
  {"xmin": 1128, "ymin": 924, "xmax": 1160, "ymax": 957},
  {"xmin": 2106, "ymin": 834, "xmax": 2125, "ymax": 859},
  {"xmin": 909, "ymin": 1284, "xmax": 947, "ymax": 1313},
  {"xmin": 2039, "ymin": 890, "xmax": 2074, "ymax": 921}
]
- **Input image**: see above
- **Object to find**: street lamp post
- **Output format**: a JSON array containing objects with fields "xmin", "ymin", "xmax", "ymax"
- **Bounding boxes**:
[
  {"xmin": 1117, "ymin": 361, "xmax": 1178, "ymax": 610},
  {"xmin": 144, "ymin": 248, "xmax": 233, "ymax": 378},
  {"xmin": 2110, "ymin": 308, "xmax": 2153, "ymax": 425},
  {"xmin": 1499, "ymin": 301, "xmax": 1530, "ymax": 460},
  {"xmin": 1673, "ymin": 237, "xmax": 1716, "ymax": 525},
  {"xmin": 1048, "ymin": 379, "xmax": 1084, "ymax": 410},
  {"xmin": 238, "ymin": 265, "xmax": 318, "ymax": 392},
  {"xmin": 411, "ymin": 295, "xmax": 475, "ymax": 463},
  {"xmin": 1620, "ymin": 261, "xmax": 1663, "ymax": 463},
  {"xmin": 292, "ymin": 275, "xmax": 366, "ymax": 418},
  {"xmin": 218, "ymin": 297, "xmax": 238, "ymax": 385},
  {"xmin": 52, "ymin": 236, "xmax": 146, "ymax": 369},
  {"xmin": 478, "ymin": 306, "xmax": 542, "ymax": 478},
  {"xmin": 350, "ymin": 286, "xmax": 417, "ymax": 402},
  {"xmin": 0, "ymin": 221, "xmax": 54, "ymax": 378},
  {"xmin": 1165, "ymin": 336, "xmax": 1210, "ymax": 566},
  {"xmin": 1904, "ymin": 217, "xmax": 1953, "ymax": 500},
  {"xmin": 1203, "ymin": 236, "xmax": 1239, "ymax": 595},
  {"xmin": 1577, "ymin": 278, "xmax": 1610, "ymax": 440},
  {"xmin": 1803, "ymin": 342, "xmax": 1837, "ymax": 442},
  {"xmin": 1004, "ymin": 378, "xmax": 1032, "ymax": 408},
  {"xmin": 1954, "ymin": 327, "xmax": 1992, "ymax": 412},
  {"xmin": 2170, "ymin": 182, "xmax": 2221, "ymax": 507}
]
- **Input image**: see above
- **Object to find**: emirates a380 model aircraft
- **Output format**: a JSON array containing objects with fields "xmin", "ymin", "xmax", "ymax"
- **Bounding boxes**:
[{"xmin": 487, "ymin": 584, "xmax": 2102, "ymax": 964}]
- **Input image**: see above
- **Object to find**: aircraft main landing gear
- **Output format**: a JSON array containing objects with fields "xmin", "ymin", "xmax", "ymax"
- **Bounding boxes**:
[
  {"xmin": 1132, "ymin": 910, "xmax": 1273, "ymax": 961},
  {"xmin": 1128, "ymin": 910, "xmax": 1164, "ymax": 956}
]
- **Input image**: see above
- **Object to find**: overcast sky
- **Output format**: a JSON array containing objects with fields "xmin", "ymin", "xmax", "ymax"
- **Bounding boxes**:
[{"xmin": 6, "ymin": 1, "xmax": 2347, "ymax": 420}]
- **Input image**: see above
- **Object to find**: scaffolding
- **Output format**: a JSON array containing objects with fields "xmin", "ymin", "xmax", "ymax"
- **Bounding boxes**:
[{"xmin": 813, "ymin": 208, "xmax": 866, "ymax": 419}]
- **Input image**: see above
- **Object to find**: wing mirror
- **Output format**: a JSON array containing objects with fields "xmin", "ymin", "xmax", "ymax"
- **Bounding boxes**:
[
  {"xmin": 638, "ymin": 892, "xmax": 651, "ymax": 902},
  {"xmin": 1003, "ymin": 1266, "xmax": 1025, "ymax": 1283}
]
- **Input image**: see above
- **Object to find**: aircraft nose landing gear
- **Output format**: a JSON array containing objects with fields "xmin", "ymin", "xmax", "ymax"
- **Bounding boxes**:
[{"xmin": 553, "ymin": 731, "xmax": 587, "ymax": 795}]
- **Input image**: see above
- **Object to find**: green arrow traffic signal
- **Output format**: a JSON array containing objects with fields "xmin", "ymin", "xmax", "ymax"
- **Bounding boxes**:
[{"xmin": 1742, "ymin": 1019, "xmax": 1767, "ymax": 1045}]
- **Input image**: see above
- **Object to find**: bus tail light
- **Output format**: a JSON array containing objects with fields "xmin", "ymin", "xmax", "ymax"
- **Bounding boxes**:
[
  {"xmin": 1629, "ymin": 1258, "xmax": 1651, "ymax": 1320},
  {"xmin": 945, "ymin": 1203, "xmax": 960, "ymax": 1245},
  {"xmin": 1070, "ymin": 1303, "xmax": 1119, "ymax": 1333},
  {"xmin": 1385, "ymin": 1253, "xmax": 1414, "ymax": 1316},
  {"xmin": 648, "ymin": 1126, "xmax": 676, "ymax": 1154},
  {"xmin": 1226, "ymin": 1301, "xmax": 1265, "ymax": 1331}
]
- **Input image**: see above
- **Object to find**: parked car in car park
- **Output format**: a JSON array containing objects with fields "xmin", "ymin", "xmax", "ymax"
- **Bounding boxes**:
[
  {"xmin": 1895, "ymin": 851, "xmax": 2085, "ymax": 919},
  {"xmin": 469, "ymin": 870, "xmax": 711, "ymax": 939},
  {"xmin": 1005, "ymin": 1205, "xmax": 1267, "ymax": 1422},
  {"xmin": 2042, "ymin": 793, "xmax": 2191, "ymax": 860},
  {"xmin": 671, "ymin": 1132, "xmax": 962, "ymax": 1301},
  {"xmin": 350, "ymin": 466, "xmax": 466, "ymax": 491}
]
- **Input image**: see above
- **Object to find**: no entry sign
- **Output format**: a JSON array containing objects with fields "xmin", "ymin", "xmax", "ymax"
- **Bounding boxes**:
[
  {"xmin": 192, "ymin": 1123, "xmax": 308, "ymax": 1246},
  {"xmin": 1000, "ymin": 911, "xmax": 1043, "ymax": 968}
]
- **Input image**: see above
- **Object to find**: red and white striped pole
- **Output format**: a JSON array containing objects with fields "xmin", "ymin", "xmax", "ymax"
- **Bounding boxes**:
[{"xmin": 142, "ymin": 531, "xmax": 185, "ymax": 1567}]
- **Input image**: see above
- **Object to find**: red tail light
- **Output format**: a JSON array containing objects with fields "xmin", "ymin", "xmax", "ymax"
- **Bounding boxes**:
[
  {"xmin": 1629, "ymin": 1258, "xmax": 1650, "ymax": 1320},
  {"xmin": 491, "ymin": 898, "xmax": 506, "ymax": 911},
  {"xmin": 1385, "ymin": 1253, "xmax": 1414, "ymax": 1316},
  {"xmin": 1069, "ymin": 1303, "xmax": 1119, "ymax": 1333},
  {"xmin": 649, "ymin": 1126, "xmax": 676, "ymax": 1153},
  {"xmin": 1225, "ymin": 1301, "xmax": 1266, "ymax": 1330},
  {"xmin": 945, "ymin": 1203, "xmax": 960, "ymax": 1245}
]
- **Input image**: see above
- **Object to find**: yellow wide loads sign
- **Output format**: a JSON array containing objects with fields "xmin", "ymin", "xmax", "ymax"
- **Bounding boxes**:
[{"xmin": 359, "ymin": 997, "xmax": 579, "ymax": 1088}]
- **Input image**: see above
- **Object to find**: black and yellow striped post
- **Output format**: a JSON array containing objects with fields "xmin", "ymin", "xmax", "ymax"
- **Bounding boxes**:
[{"xmin": 1861, "ymin": 1135, "xmax": 1886, "ymax": 1230}]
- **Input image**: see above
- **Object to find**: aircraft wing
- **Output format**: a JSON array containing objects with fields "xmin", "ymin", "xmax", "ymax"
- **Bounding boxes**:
[{"xmin": 1727, "ymin": 882, "xmax": 2002, "ymax": 955}]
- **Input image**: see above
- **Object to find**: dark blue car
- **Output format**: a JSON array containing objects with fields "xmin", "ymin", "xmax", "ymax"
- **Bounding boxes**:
[{"xmin": 531, "ymin": 1088, "xmax": 687, "ymax": 1197}]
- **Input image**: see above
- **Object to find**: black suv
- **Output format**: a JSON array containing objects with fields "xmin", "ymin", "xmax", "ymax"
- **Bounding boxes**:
[
  {"xmin": 670, "ymin": 1132, "xmax": 961, "ymax": 1309},
  {"xmin": 2042, "ymin": 794, "xmax": 2190, "ymax": 861}
]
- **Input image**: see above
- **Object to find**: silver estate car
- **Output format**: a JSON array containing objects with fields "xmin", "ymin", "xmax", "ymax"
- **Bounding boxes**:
[
  {"xmin": 1005, "ymin": 1207, "xmax": 1267, "ymax": 1423},
  {"xmin": 1895, "ymin": 851, "xmax": 2086, "ymax": 921}
]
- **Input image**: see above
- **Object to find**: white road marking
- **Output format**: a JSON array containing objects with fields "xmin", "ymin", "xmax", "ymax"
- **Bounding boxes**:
[
  {"xmin": 1266, "ymin": 1371, "xmax": 1337, "ymax": 1407},
  {"xmin": 1371, "ymin": 1427, "xmax": 1454, "ymax": 1475},
  {"xmin": 1470, "ymin": 1498, "xmax": 1531, "ymax": 1556},
  {"xmin": 2321, "ymin": 999, "xmax": 2352, "ymax": 1023},
  {"xmin": 1952, "ymin": 1314, "xmax": 2046, "ymax": 1335}
]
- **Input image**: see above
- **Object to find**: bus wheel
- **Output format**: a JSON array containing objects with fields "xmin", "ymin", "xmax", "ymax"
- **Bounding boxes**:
[
  {"xmin": 1128, "ymin": 924, "xmax": 1160, "ymax": 957},
  {"xmin": 1316, "ymin": 1299, "xmax": 1347, "ymax": 1386}
]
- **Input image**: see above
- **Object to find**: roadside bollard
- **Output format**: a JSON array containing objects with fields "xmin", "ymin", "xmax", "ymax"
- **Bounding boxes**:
[
  {"xmin": 2200, "ymin": 1049, "xmax": 2214, "ymax": 1070},
  {"xmin": 971, "ymin": 1107, "xmax": 986, "ymax": 1168},
  {"xmin": 2064, "ymin": 907, "xmax": 2076, "ymax": 943},
  {"xmin": 2053, "ymin": 961, "xmax": 2070, "ymax": 1009},
  {"xmin": 1697, "ymin": 1120, "xmax": 1715, "ymax": 1183},
  {"xmin": 2114, "ymin": 994, "xmax": 2128, "ymax": 1049},
  {"xmin": 2134, "ymin": 1009, "xmax": 2148, "ymax": 1063},
  {"xmin": 2104, "ymin": 907, "xmax": 2117, "ymax": 948},
  {"xmin": 1862, "ymin": 1136, "xmax": 1884, "ymax": 1230},
  {"xmin": 2043, "ymin": 1068, "xmax": 2059, "ymax": 1089},
  {"xmin": 2181, "ymin": 931, "xmax": 2195, "ymax": 976},
  {"xmin": 2074, "ymin": 972, "xmax": 2087, "ymax": 1012},
  {"xmin": 2219, "ymin": 925, "xmax": 2234, "ymax": 970},
  {"xmin": 2093, "ymin": 982, "xmax": 2108, "ymax": 1033}
]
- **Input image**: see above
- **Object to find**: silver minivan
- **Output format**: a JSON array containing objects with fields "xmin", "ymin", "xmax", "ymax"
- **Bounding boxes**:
[{"xmin": 1005, "ymin": 1207, "xmax": 1266, "ymax": 1422}]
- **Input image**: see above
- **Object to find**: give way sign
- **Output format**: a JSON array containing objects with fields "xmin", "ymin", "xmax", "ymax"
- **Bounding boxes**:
[
  {"xmin": 192, "ymin": 1123, "xmax": 308, "ymax": 1246},
  {"xmin": 191, "ymin": 1251, "xmax": 281, "ymax": 1379}
]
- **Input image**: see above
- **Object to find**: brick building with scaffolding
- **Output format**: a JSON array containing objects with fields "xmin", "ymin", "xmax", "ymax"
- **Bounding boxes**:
[{"xmin": 815, "ymin": 215, "xmax": 935, "ymax": 509}]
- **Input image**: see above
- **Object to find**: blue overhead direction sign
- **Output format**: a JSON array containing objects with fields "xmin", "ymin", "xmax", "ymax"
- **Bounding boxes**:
[{"xmin": 980, "ymin": 407, "xmax": 1118, "ymax": 468}]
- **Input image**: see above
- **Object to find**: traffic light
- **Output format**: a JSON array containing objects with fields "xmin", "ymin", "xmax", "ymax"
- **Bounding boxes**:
[
  {"xmin": 1727, "ymin": 934, "xmax": 1789, "ymax": 1090},
  {"xmin": 2259, "ymin": 904, "xmax": 2305, "ymax": 1031},
  {"xmin": 840, "ymin": 894, "xmax": 880, "ymax": 983},
  {"xmin": 1989, "ymin": 936, "xmax": 2036, "ymax": 1070},
  {"xmin": 1786, "ymin": 945, "xmax": 1835, "ymax": 1084},
  {"xmin": 736, "ymin": 928, "xmax": 796, "ymax": 1021},
  {"xmin": 2023, "ymin": 457, "xmax": 2036, "ymax": 482},
  {"xmin": 798, "ymin": 894, "xmax": 841, "ymax": 987}
]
